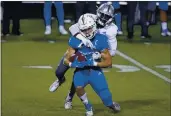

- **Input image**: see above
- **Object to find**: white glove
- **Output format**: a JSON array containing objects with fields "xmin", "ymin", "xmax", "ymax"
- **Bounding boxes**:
[
  {"xmin": 82, "ymin": 38, "xmax": 94, "ymax": 49},
  {"xmin": 92, "ymin": 52, "xmax": 101, "ymax": 60},
  {"xmin": 76, "ymin": 34, "xmax": 94, "ymax": 49}
]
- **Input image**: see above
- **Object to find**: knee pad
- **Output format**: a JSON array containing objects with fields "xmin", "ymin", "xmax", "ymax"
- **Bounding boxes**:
[{"xmin": 98, "ymin": 88, "xmax": 113, "ymax": 107}]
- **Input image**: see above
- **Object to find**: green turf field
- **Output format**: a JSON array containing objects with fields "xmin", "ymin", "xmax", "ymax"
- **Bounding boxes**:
[{"xmin": 1, "ymin": 19, "xmax": 171, "ymax": 116}]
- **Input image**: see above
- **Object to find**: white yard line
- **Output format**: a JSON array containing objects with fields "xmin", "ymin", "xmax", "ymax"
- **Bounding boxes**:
[{"xmin": 116, "ymin": 50, "xmax": 171, "ymax": 83}]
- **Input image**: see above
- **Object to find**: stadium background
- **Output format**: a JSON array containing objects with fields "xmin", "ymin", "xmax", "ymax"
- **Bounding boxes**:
[
  {"xmin": 1, "ymin": 1, "xmax": 171, "ymax": 116},
  {"xmin": 1, "ymin": 2, "xmax": 171, "ymax": 20}
]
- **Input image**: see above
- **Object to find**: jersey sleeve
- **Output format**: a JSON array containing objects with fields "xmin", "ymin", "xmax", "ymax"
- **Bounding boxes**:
[
  {"xmin": 68, "ymin": 36, "xmax": 83, "ymax": 49},
  {"xmin": 106, "ymin": 24, "xmax": 118, "ymax": 40},
  {"xmin": 69, "ymin": 23, "xmax": 80, "ymax": 36}
]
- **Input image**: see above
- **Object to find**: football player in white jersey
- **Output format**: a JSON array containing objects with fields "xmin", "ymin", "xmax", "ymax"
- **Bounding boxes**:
[
  {"xmin": 64, "ymin": 3, "xmax": 118, "ymax": 109},
  {"xmin": 69, "ymin": 4, "xmax": 118, "ymax": 57}
]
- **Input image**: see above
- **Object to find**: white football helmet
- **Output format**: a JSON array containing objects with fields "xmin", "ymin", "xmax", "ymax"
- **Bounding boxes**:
[
  {"xmin": 78, "ymin": 14, "xmax": 97, "ymax": 40},
  {"xmin": 96, "ymin": 3, "xmax": 114, "ymax": 26}
]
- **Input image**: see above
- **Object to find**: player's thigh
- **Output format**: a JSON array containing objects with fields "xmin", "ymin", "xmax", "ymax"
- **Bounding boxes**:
[
  {"xmin": 147, "ymin": 1, "xmax": 156, "ymax": 11},
  {"xmin": 56, "ymin": 56, "xmax": 70, "ymax": 76},
  {"xmin": 73, "ymin": 71, "xmax": 88, "ymax": 88},
  {"xmin": 112, "ymin": 1, "xmax": 120, "ymax": 9},
  {"xmin": 159, "ymin": 2, "xmax": 168, "ymax": 11},
  {"xmin": 90, "ymin": 71, "xmax": 109, "ymax": 92}
]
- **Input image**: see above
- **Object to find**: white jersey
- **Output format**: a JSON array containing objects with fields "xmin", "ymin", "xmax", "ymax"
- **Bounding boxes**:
[
  {"xmin": 69, "ymin": 14, "xmax": 118, "ymax": 56},
  {"xmin": 97, "ymin": 23, "xmax": 118, "ymax": 56}
]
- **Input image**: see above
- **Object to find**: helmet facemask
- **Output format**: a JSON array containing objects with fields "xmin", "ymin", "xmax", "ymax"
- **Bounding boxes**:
[
  {"xmin": 96, "ymin": 3, "xmax": 114, "ymax": 27},
  {"xmin": 97, "ymin": 12, "xmax": 113, "ymax": 27},
  {"xmin": 80, "ymin": 24, "xmax": 97, "ymax": 40}
]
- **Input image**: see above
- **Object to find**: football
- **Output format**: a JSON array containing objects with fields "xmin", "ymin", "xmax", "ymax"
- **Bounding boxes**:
[{"xmin": 69, "ymin": 51, "xmax": 86, "ymax": 62}]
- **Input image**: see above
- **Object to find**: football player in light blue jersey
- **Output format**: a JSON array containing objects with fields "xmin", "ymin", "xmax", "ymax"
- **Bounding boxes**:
[
  {"xmin": 49, "ymin": 2, "xmax": 117, "ymax": 92},
  {"xmin": 63, "ymin": 15, "xmax": 120, "ymax": 116}
]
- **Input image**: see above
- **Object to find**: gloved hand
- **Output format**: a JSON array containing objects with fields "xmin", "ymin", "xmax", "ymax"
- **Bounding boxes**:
[
  {"xmin": 85, "ymin": 58, "xmax": 98, "ymax": 67},
  {"xmin": 80, "ymin": 36, "xmax": 94, "ymax": 49},
  {"xmin": 92, "ymin": 52, "xmax": 101, "ymax": 60}
]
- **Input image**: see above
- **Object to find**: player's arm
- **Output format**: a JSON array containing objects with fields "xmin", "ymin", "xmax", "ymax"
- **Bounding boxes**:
[
  {"xmin": 63, "ymin": 47, "xmax": 76, "ymax": 67},
  {"xmin": 69, "ymin": 23, "xmax": 80, "ymax": 36},
  {"xmin": 69, "ymin": 23, "xmax": 86, "ymax": 41},
  {"xmin": 106, "ymin": 25, "xmax": 118, "ymax": 56},
  {"xmin": 96, "ymin": 49, "xmax": 112, "ymax": 67}
]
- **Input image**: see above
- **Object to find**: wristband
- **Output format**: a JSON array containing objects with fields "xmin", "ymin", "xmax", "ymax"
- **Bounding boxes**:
[
  {"xmin": 69, "ymin": 62, "xmax": 72, "ymax": 67},
  {"xmin": 93, "ymin": 61, "xmax": 98, "ymax": 66}
]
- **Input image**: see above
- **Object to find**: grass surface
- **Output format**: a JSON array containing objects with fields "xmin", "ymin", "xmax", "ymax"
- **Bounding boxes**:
[{"xmin": 1, "ymin": 19, "xmax": 171, "ymax": 116}]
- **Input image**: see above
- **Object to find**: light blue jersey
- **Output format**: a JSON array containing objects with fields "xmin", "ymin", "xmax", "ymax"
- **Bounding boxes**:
[
  {"xmin": 69, "ymin": 33, "xmax": 113, "ymax": 107},
  {"xmin": 69, "ymin": 33, "xmax": 109, "ymax": 62}
]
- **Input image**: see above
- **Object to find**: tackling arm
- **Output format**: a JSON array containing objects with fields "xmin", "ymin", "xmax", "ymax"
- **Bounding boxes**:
[
  {"xmin": 69, "ymin": 23, "xmax": 85, "ymax": 40},
  {"xmin": 106, "ymin": 24, "xmax": 118, "ymax": 57},
  {"xmin": 63, "ymin": 47, "xmax": 76, "ymax": 67},
  {"xmin": 69, "ymin": 23, "xmax": 80, "ymax": 36}
]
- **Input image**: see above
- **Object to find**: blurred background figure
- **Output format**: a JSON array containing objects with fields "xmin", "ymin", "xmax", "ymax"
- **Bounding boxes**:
[
  {"xmin": 159, "ymin": 1, "xmax": 171, "ymax": 36},
  {"xmin": 75, "ymin": 1, "xmax": 96, "ymax": 22},
  {"xmin": 127, "ymin": 1, "xmax": 151, "ymax": 40},
  {"xmin": 146, "ymin": 1, "xmax": 156, "ymax": 26},
  {"xmin": 44, "ymin": 1, "xmax": 68, "ymax": 35},
  {"xmin": 112, "ymin": 1, "xmax": 123, "ymax": 35},
  {"xmin": 146, "ymin": 1, "xmax": 171, "ymax": 37},
  {"xmin": 1, "ymin": 1, "xmax": 23, "ymax": 36}
]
